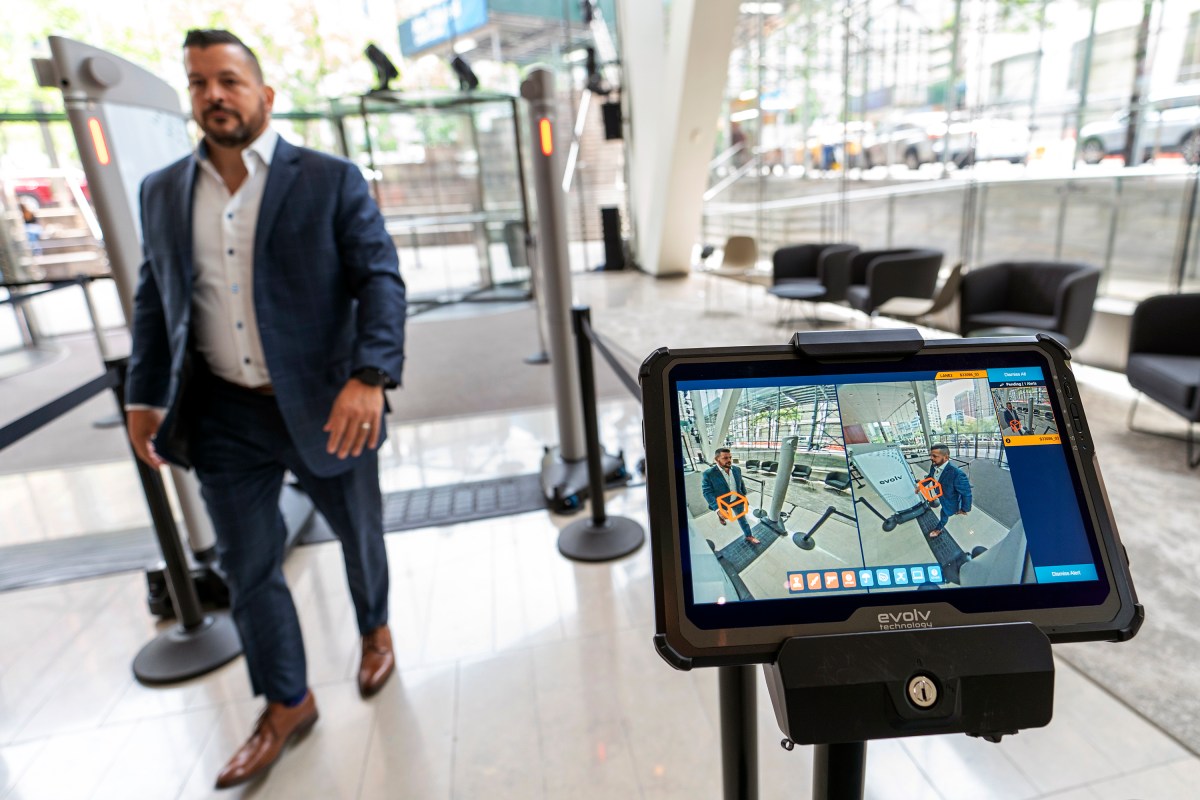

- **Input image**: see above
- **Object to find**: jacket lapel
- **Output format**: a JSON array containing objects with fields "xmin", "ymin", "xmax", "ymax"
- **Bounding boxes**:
[
  {"xmin": 254, "ymin": 136, "xmax": 301, "ymax": 264},
  {"xmin": 177, "ymin": 156, "xmax": 197, "ymax": 293}
]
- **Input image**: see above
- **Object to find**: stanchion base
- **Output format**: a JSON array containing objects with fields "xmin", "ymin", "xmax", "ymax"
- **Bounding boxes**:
[
  {"xmin": 793, "ymin": 533, "xmax": 817, "ymax": 551},
  {"xmin": 541, "ymin": 447, "xmax": 628, "ymax": 514},
  {"xmin": 133, "ymin": 611, "xmax": 242, "ymax": 685},
  {"xmin": 524, "ymin": 351, "xmax": 550, "ymax": 365},
  {"xmin": 558, "ymin": 515, "xmax": 644, "ymax": 562}
]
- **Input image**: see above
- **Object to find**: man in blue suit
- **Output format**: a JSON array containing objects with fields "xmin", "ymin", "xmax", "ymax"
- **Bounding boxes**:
[
  {"xmin": 701, "ymin": 448, "xmax": 760, "ymax": 545},
  {"xmin": 1002, "ymin": 402, "xmax": 1023, "ymax": 434},
  {"xmin": 124, "ymin": 30, "xmax": 406, "ymax": 788},
  {"xmin": 923, "ymin": 444, "xmax": 972, "ymax": 538}
]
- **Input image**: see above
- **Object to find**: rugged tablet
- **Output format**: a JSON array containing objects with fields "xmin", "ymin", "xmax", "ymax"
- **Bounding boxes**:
[{"xmin": 640, "ymin": 331, "xmax": 1141, "ymax": 669}]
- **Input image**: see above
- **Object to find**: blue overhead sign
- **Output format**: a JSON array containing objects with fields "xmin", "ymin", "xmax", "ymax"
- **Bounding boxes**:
[{"xmin": 399, "ymin": 0, "xmax": 489, "ymax": 56}]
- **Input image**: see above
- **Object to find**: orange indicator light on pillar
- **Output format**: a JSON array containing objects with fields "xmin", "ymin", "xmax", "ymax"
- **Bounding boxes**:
[
  {"xmin": 88, "ymin": 117, "xmax": 111, "ymax": 165},
  {"xmin": 538, "ymin": 117, "xmax": 553, "ymax": 156}
]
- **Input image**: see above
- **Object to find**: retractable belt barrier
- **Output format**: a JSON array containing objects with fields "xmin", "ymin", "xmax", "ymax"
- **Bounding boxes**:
[
  {"xmin": 553, "ymin": 306, "xmax": 644, "ymax": 563},
  {"xmin": 2, "ymin": 274, "xmax": 117, "ymax": 362},
  {"xmin": 0, "ymin": 351, "xmax": 242, "ymax": 684},
  {"xmin": 0, "ymin": 365, "xmax": 119, "ymax": 452}
]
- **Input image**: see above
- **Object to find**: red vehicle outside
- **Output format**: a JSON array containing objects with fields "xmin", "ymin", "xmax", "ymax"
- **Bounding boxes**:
[{"xmin": 11, "ymin": 176, "xmax": 91, "ymax": 209}]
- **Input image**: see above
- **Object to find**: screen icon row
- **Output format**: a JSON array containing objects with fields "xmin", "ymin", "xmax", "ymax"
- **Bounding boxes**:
[{"xmin": 787, "ymin": 564, "xmax": 945, "ymax": 594}]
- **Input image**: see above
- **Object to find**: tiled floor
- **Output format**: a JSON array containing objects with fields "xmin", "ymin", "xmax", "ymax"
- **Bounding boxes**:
[{"xmin": 1, "ymin": 271, "xmax": 1196, "ymax": 798}]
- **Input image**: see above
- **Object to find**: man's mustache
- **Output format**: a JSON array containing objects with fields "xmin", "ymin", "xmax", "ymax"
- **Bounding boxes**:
[{"xmin": 203, "ymin": 105, "xmax": 243, "ymax": 121}]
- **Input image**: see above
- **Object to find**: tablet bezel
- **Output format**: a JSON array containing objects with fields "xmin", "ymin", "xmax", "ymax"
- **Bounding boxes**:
[{"xmin": 640, "ymin": 335, "xmax": 1141, "ymax": 669}]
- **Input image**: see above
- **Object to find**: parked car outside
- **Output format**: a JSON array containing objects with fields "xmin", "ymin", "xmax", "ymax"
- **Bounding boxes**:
[
  {"xmin": 12, "ymin": 178, "xmax": 54, "ymax": 210},
  {"xmin": 6, "ymin": 175, "xmax": 91, "ymax": 210},
  {"xmin": 932, "ymin": 117, "xmax": 1030, "ymax": 167},
  {"xmin": 863, "ymin": 112, "xmax": 945, "ymax": 170},
  {"xmin": 1079, "ymin": 90, "xmax": 1200, "ymax": 164}
]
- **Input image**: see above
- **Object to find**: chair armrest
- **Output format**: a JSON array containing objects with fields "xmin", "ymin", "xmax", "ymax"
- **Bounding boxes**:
[
  {"xmin": 818, "ymin": 245, "xmax": 857, "ymax": 302},
  {"xmin": 773, "ymin": 244, "xmax": 821, "ymax": 283},
  {"xmin": 1054, "ymin": 268, "xmax": 1100, "ymax": 346},
  {"xmin": 959, "ymin": 263, "xmax": 1011, "ymax": 330},
  {"xmin": 1130, "ymin": 294, "xmax": 1200, "ymax": 356},
  {"xmin": 849, "ymin": 250, "xmax": 876, "ymax": 286},
  {"xmin": 866, "ymin": 250, "xmax": 943, "ymax": 310}
]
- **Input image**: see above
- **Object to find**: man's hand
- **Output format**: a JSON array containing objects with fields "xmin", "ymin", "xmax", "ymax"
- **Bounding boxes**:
[
  {"xmin": 127, "ymin": 408, "xmax": 166, "ymax": 468},
  {"xmin": 323, "ymin": 379, "xmax": 385, "ymax": 459}
]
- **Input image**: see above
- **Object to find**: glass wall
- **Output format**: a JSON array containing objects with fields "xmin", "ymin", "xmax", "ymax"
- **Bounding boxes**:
[{"xmin": 706, "ymin": 0, "xmax": 1200, "ymax": 301}]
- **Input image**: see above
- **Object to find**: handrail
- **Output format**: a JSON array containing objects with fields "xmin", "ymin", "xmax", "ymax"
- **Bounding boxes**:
[
  {"xmin": 704, "ymin": 162, "xmax": 1195, "ymax": 216},
  {"xmin": 704, "ymin": 157, "xmax": 758, "ymax": 202},
  {"xmin": 709, "ymin": 142, "xmax": 747, "ymax": 171}
]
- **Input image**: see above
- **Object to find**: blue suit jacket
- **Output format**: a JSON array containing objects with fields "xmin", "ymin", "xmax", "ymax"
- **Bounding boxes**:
[
  {"xmin": 126, "ymin": 136, "xmax": 406, "ymax": 477},
  {"xmin": 930, "ymin": 461, "xmax": 972, "ymax": 520},
  {"xmin": 701, "ymin": 464, "xmax": 747, "ymax": 510}
]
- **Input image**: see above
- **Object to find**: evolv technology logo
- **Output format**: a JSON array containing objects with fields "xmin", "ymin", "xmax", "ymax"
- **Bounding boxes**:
[{"xmin": 877, "ymin": 609, "xmax": 934, "ymax": 630}]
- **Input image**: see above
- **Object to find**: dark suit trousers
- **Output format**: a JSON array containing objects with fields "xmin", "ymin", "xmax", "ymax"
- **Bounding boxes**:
[{"xmin": 188, "ymin": 378, "xmax": 389, "ymax": 702}]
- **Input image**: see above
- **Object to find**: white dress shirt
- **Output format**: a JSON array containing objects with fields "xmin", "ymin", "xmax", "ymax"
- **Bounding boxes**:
[{"xmin": 190, "ymin": 127, "xmax": 279, "ymax": 388}]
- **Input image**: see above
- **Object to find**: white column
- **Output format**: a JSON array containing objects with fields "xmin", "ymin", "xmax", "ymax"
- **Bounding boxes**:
[{"xmin": 618, "ymin": 0, "xmax": 741, "ymax": 276}]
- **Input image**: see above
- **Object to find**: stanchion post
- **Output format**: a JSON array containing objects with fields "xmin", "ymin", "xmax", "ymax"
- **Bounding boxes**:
[
  {"xmin": 812, "ymin": 742, "xmax": 866, "ymax": 800},
  {"xmin": 719, "ymin": 664, "xmax": 758, "ymax": 800},
  {"xmin": 109, "ymin": 358, "xmax": 242, "ymax": 684},
  {"xmin": 573, "ymin": 306, "xmax": 608, "ymax": 528},
  {"xmin": 555, "ymin": 307, "xmax": 644, "ymax": 562}
]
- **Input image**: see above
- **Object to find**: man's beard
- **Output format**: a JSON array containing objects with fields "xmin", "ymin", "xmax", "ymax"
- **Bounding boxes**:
[{"xmin": 200, "ymin": 102, "xmax": 264, "ymax": 148}]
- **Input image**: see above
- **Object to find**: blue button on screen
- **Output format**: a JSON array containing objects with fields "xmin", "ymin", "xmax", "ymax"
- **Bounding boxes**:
[
  {"xmin": 927, "ymin": 565, "xmax": 943, "ymax": 583},
  {"xmin": 910, "ymin": 566, "xmax": 926, "ymax": 583},
  {"xmin": 1034, "ymin": 564, "xmax": 1098, "ymax": 584},
  {"xmin": 893, "ymin": 568, "xmax": 909, "ymax": 585},
  {"xmin": 876, "ymin": 569, "xmax": 891, "ymax": 586}
]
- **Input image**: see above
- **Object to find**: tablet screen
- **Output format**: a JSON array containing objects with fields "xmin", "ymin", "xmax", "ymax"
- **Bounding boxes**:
[{"xmin": 670, "ymin": 351, "xmax": 1109, "ymax": 630}]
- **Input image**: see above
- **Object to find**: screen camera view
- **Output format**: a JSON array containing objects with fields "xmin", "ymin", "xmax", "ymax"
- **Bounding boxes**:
[{"xmin": 676, "ymin": 367, "xmax": 1099, "ymax": 605}]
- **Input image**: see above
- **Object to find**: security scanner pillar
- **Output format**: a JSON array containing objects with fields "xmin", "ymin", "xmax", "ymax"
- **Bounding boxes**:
[
  {"xmin": 36, "ymin": 38, "xmax": 313, "ymax": 572},
  {"xmin": 754, "ymin": 435, "xmax": 798, "ymax": 537},
  {"xmin": 520, "ymin": 66, "xmax": 623, "ymax": 513}
]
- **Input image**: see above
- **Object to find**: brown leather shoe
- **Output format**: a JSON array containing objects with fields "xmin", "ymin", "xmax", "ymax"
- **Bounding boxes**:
[
  {"xmin": 358, "ymin": 624, "xmax": 395, "ymax": 697},
  {"xmin": 215, "ymin": 691, "xmax": 318, "ymax": 789}
]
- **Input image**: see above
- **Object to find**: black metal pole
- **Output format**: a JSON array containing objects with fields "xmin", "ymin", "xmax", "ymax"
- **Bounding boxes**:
[
  {"xmin": 109, "ymin": 358, "xmax": 242, "ymax": 684},
  {"xmin": 812, "ymin": 742, "xmax": 867, "ymax": 800},
  {"xmin": 719, "ymin": 665, "xmax": 758, "ymax": 800},
  {"xmin": 110, "ymin": 359, "xmax": 204, "ymax": 629},
  {"xmin": 573, "ymin": 306, "xmax": 608, "ymax": 527},
  {"xmin": 555, "ymin": 307, "xmax": 644, "ymax": 562}
]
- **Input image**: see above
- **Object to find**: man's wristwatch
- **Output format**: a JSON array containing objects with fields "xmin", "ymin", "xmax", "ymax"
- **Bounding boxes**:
[{"xmin": 351, "ymin": 367, "xmax": 390, "ymax": 388}]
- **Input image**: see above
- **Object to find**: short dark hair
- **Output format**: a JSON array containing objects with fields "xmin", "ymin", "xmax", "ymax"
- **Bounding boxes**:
[
  {"xmin": 930, "ymin": 444, "xmax": 950, "ymax": 456},
  {"xmin": 183, "ymin": 29, "xmax": 263, "ymax": 82},
  {"xmin": 714, "ymin": 447, "xmax": 731, "ymax": 458}
]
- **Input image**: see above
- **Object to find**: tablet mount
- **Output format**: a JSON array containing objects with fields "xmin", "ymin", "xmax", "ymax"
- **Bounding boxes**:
[{"xmin": 761, "ymin": 330, "xmax": 1057, "ymax": 799}]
